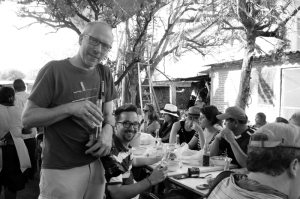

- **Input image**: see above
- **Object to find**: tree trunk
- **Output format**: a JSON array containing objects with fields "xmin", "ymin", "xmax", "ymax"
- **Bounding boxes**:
[{"xmin": 235, "ymin": 32, "xmax": 256, "ymax": 110}]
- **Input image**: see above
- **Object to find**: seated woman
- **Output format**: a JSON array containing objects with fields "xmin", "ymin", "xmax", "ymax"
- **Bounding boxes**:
[
  {"xmin": 141, "ymin": 103, "xmax": 161, "ymax": 136},
  {"xmin": 188, "ymin": 105, "xmax": 222, "ymax": 150},
  {"xmin": 159, "ymin": 104, "xmax": 179, "ymax": 143},
  {"xmin": 169, "ymin": 106, "xmax": 201, "ymax": 147},
  {"xmin": 0, "ymin": 87, "xmax": 31, "ymax": 199}
]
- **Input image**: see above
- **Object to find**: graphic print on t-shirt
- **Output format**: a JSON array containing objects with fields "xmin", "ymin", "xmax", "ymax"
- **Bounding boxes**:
[{"xmin": 72, "ymin": 87, "xmax": 99, "ymax": 103}]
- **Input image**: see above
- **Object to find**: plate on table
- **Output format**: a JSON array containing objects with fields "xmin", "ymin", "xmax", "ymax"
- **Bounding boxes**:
[{"xmin": 181, "ymin": 159, "xmax": 201, "ymax": 166}]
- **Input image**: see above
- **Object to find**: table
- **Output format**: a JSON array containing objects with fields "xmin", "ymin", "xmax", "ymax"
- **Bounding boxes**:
[
  {"xmin": 168, "ymin": 171, "xmax": 221, "ymax": 196},
  {"xmin": 145, "ymin": 161, "xmax": 237, "ymax": 177}
]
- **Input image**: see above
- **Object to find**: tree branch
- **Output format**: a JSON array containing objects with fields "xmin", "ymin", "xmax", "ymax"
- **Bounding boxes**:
[{"xmin": 115, "ymin": 58, "xmax": 140, "ymax": 85}]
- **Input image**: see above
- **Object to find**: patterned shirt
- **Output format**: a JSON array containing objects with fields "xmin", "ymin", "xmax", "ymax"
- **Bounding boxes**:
[{"xmin": 106, "ymin": 134, "xmax": 138, "ymax": 199}]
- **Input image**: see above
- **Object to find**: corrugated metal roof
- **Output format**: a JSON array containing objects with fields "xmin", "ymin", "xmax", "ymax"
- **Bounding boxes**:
[{"xmin": 204, "ymin": 51, "xmax": 300, "ymax": 68}]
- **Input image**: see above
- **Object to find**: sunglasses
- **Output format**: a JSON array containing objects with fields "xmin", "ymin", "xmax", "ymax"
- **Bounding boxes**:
[{"xmin": 143, "ymin": 109, "xmax": 149, "ymax": 113}]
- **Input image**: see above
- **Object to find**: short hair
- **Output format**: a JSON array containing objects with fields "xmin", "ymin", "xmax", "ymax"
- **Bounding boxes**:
[
  {"xmin": 200, "ymin": 105, "xmax": 220, "ymax": 126},
  {"xmin": 247, "ymin": 146, "xmax": 300, "ymax": 176},
  {"xmin": 0, "ymin": 87, "xmax": 15, "ymax": 105},
  {"xmin": 290, "ymin": 112, "xmax": 300, "ymax": 125},
  {"xmin": 275, "ymin": 117, "xmax": 289, "ymax": 124},
  {"xmin": 256, "ymin": 112, "xmax": 266, "ymax": 121},
  {"xmin": 115, "ymin": 104, "xmax": 138, "ymax": 122},
  {"xmin": 145, "ymin": 103, "xmax": 159, "ymax": 121},
  {"xmin": 13, "ymin": 79, "xmax": 26, "ymax": 92},
  {"xmin": 82, "ymin": 21, "xmax": 112, "ymax": 35}
]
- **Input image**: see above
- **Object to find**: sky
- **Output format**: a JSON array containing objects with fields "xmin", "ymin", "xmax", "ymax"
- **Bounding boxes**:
[{"xmin": 0, "ymin": 1, "xmax": 78, "ymax": 74}]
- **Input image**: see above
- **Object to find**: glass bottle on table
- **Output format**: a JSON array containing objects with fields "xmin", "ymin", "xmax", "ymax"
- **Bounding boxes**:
[
  {"xmin": 161, "ymin": 146, "xmax": 171, "ymax": 168},
  {"xmin": 156, "ymin": 138, "xmax": 164, "ymax": 158},
  {"xmin": 202, "ymin": 138, "xmax": 210, "ymax": 166},
  {"xmin": 155, "ymin": 129, "xmax": 159, "ymax": 145},
  {"xmin": 175, "ymin": 134, "xmax": 180, "ymax": 149}
]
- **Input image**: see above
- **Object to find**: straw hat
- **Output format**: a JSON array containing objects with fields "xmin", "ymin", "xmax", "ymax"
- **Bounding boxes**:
[
  {"xmin": 160, "ymin": 104, "xmax": 179, "ymax": 117},
  {"xmin": 187, "ymin": 106, "xmax": 201, "ymax": 117}
]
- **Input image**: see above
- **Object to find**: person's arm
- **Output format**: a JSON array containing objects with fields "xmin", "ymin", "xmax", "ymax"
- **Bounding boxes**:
[
  {"xmin": 146, "ymin": 120, "xmax": 160, "ymax": 135},
  {"xmin": 107, "ymin": 165, "xmax": 167, "ymax": 199},
  {"xmin": 22, "ymin": 100, "xmax": 103, "ymax": 129},
  {"xmin": 85, "ymin": 100, "xmax": 114, "ymax": 157},
  {"xmin": 132, "ymin": 157, "xmax": 161, "ymax": 167},
  {"xmin": 188, "ymin": 135, "xmax": 198, "ymax": 149},
  {"xmin": 169, "ymin": 122, "xmax": 180, "ymax": 144},
  {"xmin": 209, "ymin": 132, "xmax": 223, "ymax": 156},
  {"xmin": 223, "ymin": 129, "xmax": 247, "ymax": 167},
  {"xmin": 190, "ymin": 123, "xmax": 205, "ymax": 148}
]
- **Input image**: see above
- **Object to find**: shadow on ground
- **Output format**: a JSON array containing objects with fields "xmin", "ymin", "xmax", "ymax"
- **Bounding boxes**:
[{"xmin": 0, "ymin": 174, "xmax": 39, "ymax": 199}]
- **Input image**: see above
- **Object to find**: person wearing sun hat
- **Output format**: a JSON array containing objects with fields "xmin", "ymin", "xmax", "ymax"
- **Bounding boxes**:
[
  {"xmin": 208, "ymin": 123, "xmax": 300, "ymax": 199},
  {"xmin": 169, "ymin": 106, "xmax": 201, "ymax": 146},
  {"xmin": 210, "ymin": 106, "xmax": 255, "ymax": 168},
  {"xmin": 158, "ymin": 104, "xmax": 179, "ymax": 143}
]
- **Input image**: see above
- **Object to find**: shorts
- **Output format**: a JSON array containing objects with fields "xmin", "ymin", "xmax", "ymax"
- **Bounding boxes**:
[{"xmin": 39, "ymin": 159, "xmax": 105, "ymax": 199}]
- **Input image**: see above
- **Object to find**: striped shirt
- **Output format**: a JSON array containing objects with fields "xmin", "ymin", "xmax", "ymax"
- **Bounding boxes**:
[{"xmin": 106, "ymin": 134, "xmax": 138, "ymax": 199}]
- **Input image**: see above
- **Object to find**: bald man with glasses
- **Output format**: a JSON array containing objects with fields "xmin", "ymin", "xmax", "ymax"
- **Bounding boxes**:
[{"xmin": 22, "ymin": 21, "xmax": 117, "ymax": 199}]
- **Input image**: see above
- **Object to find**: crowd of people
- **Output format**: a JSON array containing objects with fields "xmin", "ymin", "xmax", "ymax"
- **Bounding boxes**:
[{"xmin": 1, "ymin": 20, "xmax": 300, "ymax": 199}]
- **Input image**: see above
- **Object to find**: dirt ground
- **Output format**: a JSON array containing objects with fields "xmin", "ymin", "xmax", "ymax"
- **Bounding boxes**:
[{"xmin": 0, "ymin": 174, "xmax": 39, "ymax": 199}]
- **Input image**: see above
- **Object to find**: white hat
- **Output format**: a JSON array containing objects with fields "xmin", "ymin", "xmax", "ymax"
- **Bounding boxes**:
[{"xmin": 160, "ymin": 104, "xmax": 179, "ymax": 117}]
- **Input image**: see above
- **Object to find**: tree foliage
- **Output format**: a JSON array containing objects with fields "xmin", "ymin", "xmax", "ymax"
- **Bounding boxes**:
[
  {"xmin": 0, "ymin": 69, "xmax": 26, "ymax": 81},
  {"xmin": 215, "ymin": 0, "xmax": 300, "ymax": 109}
]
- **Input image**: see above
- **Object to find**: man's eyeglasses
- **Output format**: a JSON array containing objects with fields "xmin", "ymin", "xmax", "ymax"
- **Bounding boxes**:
[
  {"xmin": 117, "ymin": 121, "xmax": 140, "ymax": 129},
  {"xmin": 84, "ymin": 34, "xmax": 112, "ymax": 52}
]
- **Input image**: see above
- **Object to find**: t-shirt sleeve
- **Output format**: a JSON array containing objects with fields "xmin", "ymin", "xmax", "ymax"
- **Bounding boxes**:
[
  {"xmin": 28, "ymin": 62, "xmax": 55, "ymax": 108},
  {"xmin": 102, "ymin": 65, "xmax": 118, "ymax": 102},
  {"xmin": 107, "ymin": 174, "xmax": 123, "ymax": 185}
]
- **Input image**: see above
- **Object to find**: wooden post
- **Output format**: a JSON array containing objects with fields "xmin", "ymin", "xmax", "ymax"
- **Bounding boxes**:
[{"xmin": 169, "ymin": 82, "xmax": 176, "ymax": 105}]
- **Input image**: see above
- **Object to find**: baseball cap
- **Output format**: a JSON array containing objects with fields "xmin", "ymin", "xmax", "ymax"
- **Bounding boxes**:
[
  {"xmin": 250, "ymin": 123, "xmax": 300, "ymax": 149},
  {"xmin": 216, "ymin": 106, "xmax": 247, "ymax": 121}
]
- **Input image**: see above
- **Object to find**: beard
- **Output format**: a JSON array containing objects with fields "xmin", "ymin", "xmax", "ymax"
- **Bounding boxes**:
[{"xmin": 122, "ymin": 129, "xmax": 137, "ymax": 142}]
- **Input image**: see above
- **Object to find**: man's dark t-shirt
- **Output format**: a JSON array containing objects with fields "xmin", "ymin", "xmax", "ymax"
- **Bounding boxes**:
[
  {"xmin": 28, "ymin": 59, "xmax": 118, "ymax": 169},
  {"xmin": 219, "ymin": 127, "xmax": 255, "ymax": 168}
]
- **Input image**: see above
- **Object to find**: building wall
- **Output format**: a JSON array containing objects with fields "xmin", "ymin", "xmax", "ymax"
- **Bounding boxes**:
[
  {"xmin": 211, "ymin": 58, "xmax": 300, "ymax": 125},
  {"xmin": 154, "ymin": 86, "xmax": 194, "ymax": 110}
]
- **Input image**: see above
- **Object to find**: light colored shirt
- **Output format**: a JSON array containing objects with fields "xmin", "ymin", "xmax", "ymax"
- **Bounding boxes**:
[
  {"xmin": 14, "ymin": 91, "xmax": 37, "ymax": 139},
  {"xmin": 0, "ymin": 105, "xmax": 31, "ymax": 172},
  {"xmin": 15, "ymin": 91, "xmax": 30, "ymax": 108},
  {"xmin": 208, "ymin": 174, "xmax": 286, "ymax": 199}
]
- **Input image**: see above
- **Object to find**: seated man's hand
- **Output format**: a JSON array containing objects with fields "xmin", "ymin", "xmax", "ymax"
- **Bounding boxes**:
[
  {"xmin": 148, "ymin": 164, "xmax": 168, "ymax": 185},
  {"xmin": 222, "ymin": 128, "xmax": 235, "ymax": 144}
]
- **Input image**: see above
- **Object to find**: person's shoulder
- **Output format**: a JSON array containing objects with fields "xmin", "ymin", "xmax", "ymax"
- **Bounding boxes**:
[
  {"xmin": 98, "ymin": 64, "xmax": 113, "ymax": 74},
  {"xmin": 172, "ymin": 121, "xmax": 181, "ymax": 128}
]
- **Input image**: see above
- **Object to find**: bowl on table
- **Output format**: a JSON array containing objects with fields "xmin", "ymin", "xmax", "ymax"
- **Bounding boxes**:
[
  {"xmin": 210, "ymin": 156, "xmax": 232, "ymax": 166},
  {"xmin": 168, "ymin": 160, "xmax": 180, "ymax": 172},
  {"xmin": 131, "ymin": 147, "xmax": 147, "ymax": 156}
]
